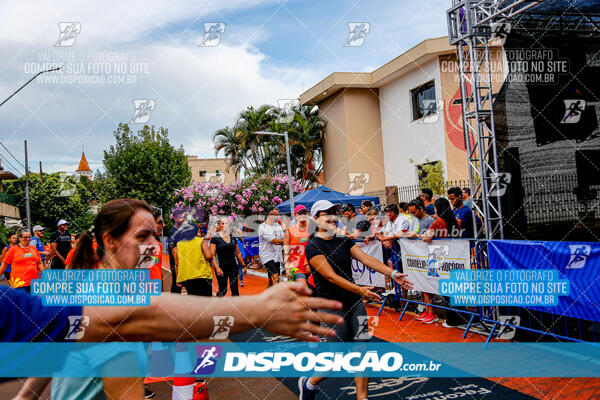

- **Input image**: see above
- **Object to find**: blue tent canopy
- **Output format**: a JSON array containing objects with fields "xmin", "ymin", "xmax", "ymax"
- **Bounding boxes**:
[{"xmin": 276, "ymin": 185, "xmax": 380, "ymax": 214}]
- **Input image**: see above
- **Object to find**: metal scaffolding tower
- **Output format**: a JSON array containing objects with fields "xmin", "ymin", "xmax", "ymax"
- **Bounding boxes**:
[{"xmin": 446, "ymin": 0, "xmax": 544, "ymax": 239}]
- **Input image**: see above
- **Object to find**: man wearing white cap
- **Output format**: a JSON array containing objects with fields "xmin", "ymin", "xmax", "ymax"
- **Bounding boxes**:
[
  {"xmin": 298, "ymin": 200, "xmax": 414, "ymax": 400},
  {"xmin": 49, "ymin": 219, "xmax": 71, "ymax": 269},
  {"xmin": 30, "ymin": 225, "xmax": 49, "ymax": 266}
]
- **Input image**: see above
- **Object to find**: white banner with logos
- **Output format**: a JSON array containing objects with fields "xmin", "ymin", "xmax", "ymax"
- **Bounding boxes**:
[
  {"xmin": 400, "ymin": 238, "xmax": 471, "ymax": 295},
  {"xmin": 351, "ymin": 241, "xmax": 387, "ymax": 287}
]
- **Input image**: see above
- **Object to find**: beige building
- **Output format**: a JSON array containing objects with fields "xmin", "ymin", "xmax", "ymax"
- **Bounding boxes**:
[
  {"xmin": 187, "ymin": 156, "xmax": 238, "ymax": 184},
  {"xmin": 300, "ymin": 36, "xmax": 504, "ymax": 198},
  {"xmin": 0, "ymin": 160, "xmax": 20, "ymax": 219}
]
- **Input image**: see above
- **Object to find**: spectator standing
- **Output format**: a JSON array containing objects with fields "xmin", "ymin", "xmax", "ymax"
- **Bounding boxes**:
[
  {"xmin": 422, "ymin": 198, "xmax": 460, "ymax": 241},
  {"xmin": 405, "ymin": 199, "xmax": 435, "ymax": 238},
  {"xmin": 377, "ymin": 204, "xmax": 410, "ymax": 246},
  {"xmin": 30, "ymin": 225, "xmax": 49, "ymax": 266},
  {"xmin": 422, "ymin": 197, "xmax": 462, "ymax": 326},
  {"xmin": 376, "ymin": 204, "xmax": 410, "ymax": 304},
  {"xmin": 258, "ymin": 207, "xmax": 284, "ymax": 288},
  {"xmin": 462, "ymin": 187, "xmax": 473, "ymax": 209},
  {"xmin": 360, "ymin": 200, "xmax": 373, "ymax": 215},
  {"xmin": 420, "ymin": 188, "xmax": 435, "ymax": 216},
  {"xmin": 341, "ymin": 203, "xmax": 361, "ymax": 238},
  {"xmin": 0, "ymin": 233, "xmax": 18, "ymax": 281},
  {"xmin": 405, "ymin": 199, "xmax": 436, "ymax": 323},
  {"xmin": 355, "ymin": 209, "xmax": 383, "ymax": 244},
  {"xmin": 399, "ymin": 202, "xmax": 419, "ymax": 233},
  {"xmin": 49, "ymin": 219, "xmax": 71, "ymax": 269},
  {"xmin": 448, "ymin": 187, "xmax": 474, "ymax": 238}
]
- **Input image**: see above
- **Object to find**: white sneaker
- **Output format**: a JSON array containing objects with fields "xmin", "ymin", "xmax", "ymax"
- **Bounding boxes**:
[{"xmin": 442, "ymin": 321, "xmax": 454, "ymax": 328}]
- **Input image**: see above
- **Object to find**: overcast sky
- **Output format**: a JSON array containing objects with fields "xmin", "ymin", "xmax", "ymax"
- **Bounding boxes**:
[{"xmin": 0, "ymin": 0, "xmax": 450, "ymax": 176}]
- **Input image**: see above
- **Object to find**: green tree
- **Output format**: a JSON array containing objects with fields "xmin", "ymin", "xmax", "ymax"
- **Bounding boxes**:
[
  {"xmin": 4, "ymin": 172, "xmax": 95, "ymax": 234},
  {"xmin": 96, "ymin": 124, "xmax": 192, "ymax": 219},
  {"xmin": 287, "ymin": 106, "xmax": 325, "ymax": 186},
  {"xmin": 212, "ymin": 104, "xmax": 325, "ymax": 188},
  {"xmin": 0, "ymin": 223, "xmax": 11, "ymax": 247},
  {"xmin": 417, "ymin": 160, "xmax": 446, "ymax": 195}
]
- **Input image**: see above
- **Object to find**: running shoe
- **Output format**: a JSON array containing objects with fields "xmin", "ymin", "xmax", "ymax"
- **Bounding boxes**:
[
  {"xmin": 144, "ymin": 388, "xmax": 155, "ymax": 398},
  {"xmin": 442, "ymin": 321, "xmax": 457, "ymax": 328},
  {"xmin": 422, "ymin": 313, "xmax": 438, "ymax": 324},
  {"xmin": 415, "ymin": 312, "xmax": 427, "ymax": 321},
  {"xmin": 298, "ymin": 377, "xmax": 316, "ymax": 400}
]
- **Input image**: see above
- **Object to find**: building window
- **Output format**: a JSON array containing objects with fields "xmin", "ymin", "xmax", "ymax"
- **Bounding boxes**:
[
  {"xmin": 215, "ymin": 170, "xmax": 222, "ymax": 176},
  {"xmin": 410, "ymin": 81, "xmax": 436, "ymax": 121},
  {"xmin": 199, "ymin": 170, "xmax": 206, "ymax": 177},
  {"xmin": 417, "ymin": 161, "xmax": 443, "ymax": 186}
]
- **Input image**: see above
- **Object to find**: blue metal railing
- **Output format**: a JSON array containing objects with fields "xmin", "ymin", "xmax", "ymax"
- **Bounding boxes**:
[{"xmin": 371, "ymin": 238, "xmax": 599, "ymax": 348}]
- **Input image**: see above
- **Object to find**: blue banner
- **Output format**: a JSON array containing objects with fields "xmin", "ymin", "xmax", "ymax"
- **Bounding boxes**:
[
  {"xmin": 488, "ymin": 240, "xmax": 600, "ymax": 322},
  {"xmin": 1, "ymin": 342, "xmax": 600, "ymax": 377},
  {"xmin": 243, "ymin": 236, "xmax": 259, "ymax": 257}
]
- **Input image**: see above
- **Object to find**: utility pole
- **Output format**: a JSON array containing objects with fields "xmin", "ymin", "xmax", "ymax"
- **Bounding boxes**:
[
  {"xmin": 283, "ymin": 132, "xmax": 295, "ymax": 219},
  {"xmin": 255, "ymin": 131, "xmax": 295, "ymax": 220},
  {"xmin": 24, "ymin": 140, "xmax": 31, "ymax": 232},
  {"xmin": 39, "ymin": 161, "xmax": 43, "ymax": 183}
]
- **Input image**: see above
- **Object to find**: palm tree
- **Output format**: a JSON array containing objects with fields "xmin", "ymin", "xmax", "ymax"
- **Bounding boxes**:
[
  {"xmin": 234, "ymin": 105, "xmax": 276, "ymax": 172},
  {"xmin": 213, "ymin": 104, "xmax": 325, "ymax": 187},
  {"xmin": 285, "ymin": 105, "xmax": 325, "ymax": 188},
  {"xmin": 212, "ymin": 126, "xmax": 243, "ymax": 178}
]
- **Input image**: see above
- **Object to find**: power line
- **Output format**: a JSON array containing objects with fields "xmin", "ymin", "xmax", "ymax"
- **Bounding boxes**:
[
  {"xmin": 0, "ymin": 141, "xmax": 26, "ymax": 169},
  {"xmin": 0, "ymin": 151, "xmax": 24, "ymax": 177}
]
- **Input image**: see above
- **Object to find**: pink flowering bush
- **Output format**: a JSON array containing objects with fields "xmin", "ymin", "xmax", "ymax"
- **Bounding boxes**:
[{"xmin": 171, "ymin": 174, "xmax": 304, "ymax": 220}]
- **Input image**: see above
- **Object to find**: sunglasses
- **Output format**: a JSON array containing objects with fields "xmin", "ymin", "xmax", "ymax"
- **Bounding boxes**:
[
  {"xmin": 21, "ymin": 235, "xmax": 31, "ymax": 239},
  {"xmin": 317, "ymin": 208, "xmax": 340, "ymax": 217},
  {"xmin": 157, "ymin": 220, "xmax": 165, "ymax": 225}
]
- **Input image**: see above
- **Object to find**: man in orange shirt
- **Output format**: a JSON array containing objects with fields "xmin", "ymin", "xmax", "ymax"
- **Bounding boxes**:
[{"xmin": 0, "ymin": 229, "xmax": 44, "ymax": 293}]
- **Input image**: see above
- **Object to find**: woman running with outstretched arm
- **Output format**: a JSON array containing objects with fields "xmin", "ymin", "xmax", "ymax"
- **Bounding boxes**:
[{"xmin": 298, "ymin": 200, "xmax": 413, "ymax": 400}]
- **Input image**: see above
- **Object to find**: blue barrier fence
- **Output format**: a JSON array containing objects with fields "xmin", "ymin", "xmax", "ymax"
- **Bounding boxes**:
[
  {"xmin": 240, "ymin": 234, "xmax": 599, "ymax": 346},
  {"xmin": 375, "ymin": 239, "xmax": 600, "ymax": 348}
]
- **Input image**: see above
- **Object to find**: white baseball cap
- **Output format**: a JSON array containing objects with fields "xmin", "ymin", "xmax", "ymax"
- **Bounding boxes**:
[
  {"xmin": 310, "ymin": 200, "xmax": 341, "ymax": 217},
  {"xmin": 57, "ymin": 219, "xmax": 69, "ymax": 226}
]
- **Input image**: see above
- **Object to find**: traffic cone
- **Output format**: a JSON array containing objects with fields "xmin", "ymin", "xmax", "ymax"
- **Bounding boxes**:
[
  {"xmin": 172, "ymin": 343, "xmax": 195, "ymax": 400},
  {"xmin": 193, "ymin": 381, "xmax": 209, "ymax": 400},
  {"xmin": 173, "ymin": 377, "xmax": 196, "ymax": 400}
]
